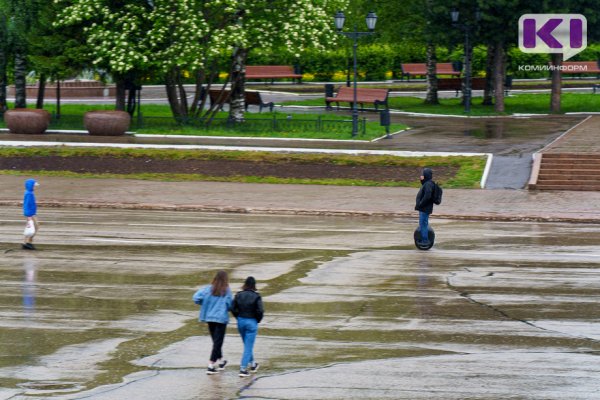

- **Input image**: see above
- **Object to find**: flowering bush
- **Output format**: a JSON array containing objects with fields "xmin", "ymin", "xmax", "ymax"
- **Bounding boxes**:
[{"xmin": 55, "ymin": 0, "xmax": 348, "ymax": 76}]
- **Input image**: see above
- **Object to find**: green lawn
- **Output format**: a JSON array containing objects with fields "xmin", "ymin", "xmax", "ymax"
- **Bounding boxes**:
[
  {"xmin": 0, "ymin": 103, "xmax": 406, "ymax": 141},
  {"xmin": 282, "ymin": 92, "xmax": 600, "ymax": 116}
]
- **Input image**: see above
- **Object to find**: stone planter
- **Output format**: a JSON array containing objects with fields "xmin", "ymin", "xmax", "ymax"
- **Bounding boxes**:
[
  {"xmin": 84, "ymin": 110, "xmax": 131, "ymax": 136},
  {"xmin": 4, "ymin": 109, "xmax": 51, "ymax": 135}
]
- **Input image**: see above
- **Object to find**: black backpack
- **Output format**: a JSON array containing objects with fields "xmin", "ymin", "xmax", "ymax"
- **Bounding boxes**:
[{"xmin": 432, "ymin": 182, "xmax": 443, "ymax": 205}]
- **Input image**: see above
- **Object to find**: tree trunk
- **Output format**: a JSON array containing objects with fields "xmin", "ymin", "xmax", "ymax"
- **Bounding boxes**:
[
  {"xmin": 424, "ymin": 42, "xmax": 439, "ymax": 105},
  {"xmin": 493, "ymin": 44, "xmax": 506, "ymax": 113},
  {"xmin": 36, "ymin": 73, "xmax": 46, "ymax": 109},
  {"xmin": 229, "ymin": 47, "xmax": 248, "ymax": 123},
  {"xmin": 0, "ymin": 46, "xmax": 7, "ymax": 114},
  {"xmin": 482, "ymin": 44, "xmax": 494, "ymax": 106},
  {"xmin": 165, "ymin": 68, "xmax": 187, "ymax": 119},
  {"xmin": 14, "ymin": 51, "xmax": 27, "ymax": 108},
  {"xmin": 176, "ymin": 69, "xmax": 188, "ymax": 117},
  {"xmin": 462, "ymin": 34, "xmax": 472, "ymax": 107},
  {"xmin": 550, "ymin": 53, "xmax": 562, "ymax": 114},
  {"xmin": 55, "ymin": 78, "xmax": 61, "ymax": 118},
  {"xmin": 115, "ymin": 78, "xmax": 126, "ymax": 111},
  {"xmin": 126, "ymin": 85, "xmax": 137, "ymax": 116}
]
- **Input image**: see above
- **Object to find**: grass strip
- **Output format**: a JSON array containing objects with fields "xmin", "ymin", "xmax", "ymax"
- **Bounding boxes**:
[
  {"xmin": 0, "ymin": 169, "xmax": 480, "ymax": 188},
  {"xmin": 0, "ymin": 104, "xmax": 405, "ymax": 141},
  {"xmin": 282, "ymin": 93, "xmax": 600, "ymax": 116},
  {"xmin": 0, "ymin": 147, "xmax": 486, "ymax": 188}
]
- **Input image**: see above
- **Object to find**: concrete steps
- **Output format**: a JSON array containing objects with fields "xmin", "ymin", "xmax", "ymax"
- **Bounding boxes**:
[{"xmin": 531, "ymin": 153, "xmax": 600, "ymax": 191}]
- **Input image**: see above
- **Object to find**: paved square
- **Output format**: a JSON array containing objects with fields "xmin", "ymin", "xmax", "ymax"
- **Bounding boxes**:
[{"xmin": 1, "ymin": 208, "xmax": 599, "ymax": 399}]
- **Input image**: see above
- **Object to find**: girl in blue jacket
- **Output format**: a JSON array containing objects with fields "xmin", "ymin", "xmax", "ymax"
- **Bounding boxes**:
[
  {"xmin": 22, "ymin": 179, "xmax": 39, "ymax": 250},
  {"xmin": 193, "ymin": 270, "xmax": 232, "ymax": 375}
]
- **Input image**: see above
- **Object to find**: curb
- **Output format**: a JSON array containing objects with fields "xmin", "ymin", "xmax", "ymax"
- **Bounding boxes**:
[{"xmin": 0, "ymin": 200, "xmax": 596, "ymax": 224}]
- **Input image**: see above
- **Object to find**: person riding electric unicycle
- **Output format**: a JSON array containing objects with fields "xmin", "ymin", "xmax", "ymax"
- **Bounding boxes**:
[{"xmin": 414, "ymin": 168, "xmax": 442, "ymax": 250}]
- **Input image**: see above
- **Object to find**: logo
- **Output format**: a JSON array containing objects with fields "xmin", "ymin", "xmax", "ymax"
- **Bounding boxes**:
[{"xmin": 519, "ymin": 14, "xmax": 587, "ymax": 60}]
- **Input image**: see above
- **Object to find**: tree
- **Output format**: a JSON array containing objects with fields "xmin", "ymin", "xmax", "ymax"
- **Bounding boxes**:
[
  {"xmin": 226, "ymin": 0, "xmax": 346, "ymax": 121},
  {"xmin": 0, "ymin": 0, "xmax": 47, "ymax": 109},
  {"xmin": 57, "ymin": 0, "xmax": 346, "ymax": 122},
  {"xmin": 476, "ymin": 0, "xmax": 524, "ymax": 113},
  {"xmin": 0, "ymin": 10, "xmax": 8, "ymax": 113},
  {"xmin": 377, "ymin": 0, "xmax": 446, "ymax": 105},
  {"xmin": 27, "ymin": 0, "xmax": 88, "ymax": 112}
]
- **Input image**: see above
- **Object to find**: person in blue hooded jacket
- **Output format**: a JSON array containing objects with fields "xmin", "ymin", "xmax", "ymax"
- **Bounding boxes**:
[
  {"xmin": 22, "ymin": 179, "xmax": 40, "ymax": 250},
  {"xmin": 192, "ymin": 270, "xmax": 233, "ymax": 375}
]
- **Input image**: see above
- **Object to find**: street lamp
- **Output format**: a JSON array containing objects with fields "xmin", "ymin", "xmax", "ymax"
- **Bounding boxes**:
[
  {"xmin": 451, "ymin": 8, "xmax": 481, "ymax": 114},
  {"xmin": 334, "ymin": 10, "xmax": 377, "ymax": 137}
]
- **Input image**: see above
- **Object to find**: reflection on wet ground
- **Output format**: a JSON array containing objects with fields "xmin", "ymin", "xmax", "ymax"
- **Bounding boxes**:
[
  {"xmin": 381, "ymin": 114, "xmax": 585, "ymax": 155},
  {"xmin": 1, "ymin": 208, "xmax": 599, "ymax": 399}
]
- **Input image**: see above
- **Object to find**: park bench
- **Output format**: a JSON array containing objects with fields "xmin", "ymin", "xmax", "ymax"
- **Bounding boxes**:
[
  {"xmin": 553, "ymin": 61, "xmax": 600, "ymax": 78},
  {"xmin": 400, "ymin": 62, "xmax": 461, "ymax": 81},
  {"xmin": 436, "ymin": 77, "xmax": 513, "ymax": 96},
  {"xmin": 437, "ymin": 77, "xmax": 487, "ymax": 96},
  {"xmin": 245, "ymin": 65, "xmax": 303, "ymax": 84},
  {"xmin": 208, "ymin": 89, "xmax": 274, "ymax": 112},
  {"xmin": 325, "ymin": 86, "xmax": 390, "ymax": 110}
]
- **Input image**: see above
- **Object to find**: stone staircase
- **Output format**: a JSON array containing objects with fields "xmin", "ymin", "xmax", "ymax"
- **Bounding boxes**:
[
  {"xmin": 531, "ymin": 153, "xmax": 600, "ymax": 191},
  {"xmin": 529, "ymin": 116, "xmax": 600, "ymax": 191}
]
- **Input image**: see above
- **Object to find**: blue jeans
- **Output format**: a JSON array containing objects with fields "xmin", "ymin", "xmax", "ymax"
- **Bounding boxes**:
[
  {"xmin": 237, "ymin": 317, "xmax": 258, "ymax": 369},
  {"xmin": 419, "ymin": 211, "xmax": 430, "ymax": 243}
]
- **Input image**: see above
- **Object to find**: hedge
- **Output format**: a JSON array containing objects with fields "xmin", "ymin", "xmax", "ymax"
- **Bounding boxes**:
[{"xmin": 142, "ymin": 42, "xmax": 600, "ymax": 84}]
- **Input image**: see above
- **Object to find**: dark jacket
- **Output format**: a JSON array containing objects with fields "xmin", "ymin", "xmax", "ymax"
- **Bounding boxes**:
[
  {"xmin": 232, "ymin": 289, "xmax": 264, "ymax": 323},
  {"xmin": 415, "ymin": 168, "xmax": 435, "ymax": 215}
]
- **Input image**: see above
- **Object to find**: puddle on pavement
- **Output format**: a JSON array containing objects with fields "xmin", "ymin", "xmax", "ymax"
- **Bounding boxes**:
[
  {"xmin": 1, "ymin": 209, "xmax": 600, "ymax": 398},
  {"xmin": 383, "ymin": 115, "xmax": 585, "ymax": 155}
]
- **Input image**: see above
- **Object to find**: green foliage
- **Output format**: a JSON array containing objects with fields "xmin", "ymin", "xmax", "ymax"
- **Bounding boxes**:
[
  {"xmin": 359, "ymin": 44, "xmax": 395, "ymax": 80},
  {"xmin": 55, "ymin": 0, "xmax": 349, "ymax": 75},
  {"xmin": 249, "ymin": 43, "xmax": 454, "ymax": 82}
]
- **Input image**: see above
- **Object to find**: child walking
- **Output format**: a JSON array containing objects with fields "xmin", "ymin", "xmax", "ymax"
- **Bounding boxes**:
[
  {"xmin": 22, "ymin": 179, "xmax": 40, "ymax": 250},
  {"xmin": 232, "ymin": 276, "xmax": 264, "ymax": 377},
  {"xmin": 193, "ymin": 270, "xmax": 232, "ymax": 375}
]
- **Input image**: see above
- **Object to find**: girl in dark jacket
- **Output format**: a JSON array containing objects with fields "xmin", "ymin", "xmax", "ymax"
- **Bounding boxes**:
[{"xmin": 232, "ymin": 276, "xmax": 264, "ymax": 377}]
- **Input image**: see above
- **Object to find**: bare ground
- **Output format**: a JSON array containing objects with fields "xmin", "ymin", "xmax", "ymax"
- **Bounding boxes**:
[{"xmin": 0, "ymin": 156, "xmax": 459, "ymax": 182}]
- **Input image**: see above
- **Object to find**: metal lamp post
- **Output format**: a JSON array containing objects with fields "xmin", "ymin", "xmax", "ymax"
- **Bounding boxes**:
[
  {"xmin": 335, "ymin": 10, "xmax": 377, "ymax": 137},
  {"xmin": 451, "ymin": 8, "xmax": 481, "ymax": 114}
]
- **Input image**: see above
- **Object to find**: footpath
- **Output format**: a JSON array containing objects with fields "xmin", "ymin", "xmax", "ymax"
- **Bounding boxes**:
[{"xmin": 1, "ymin": 175, "xmax": 600, "ymax": 223}]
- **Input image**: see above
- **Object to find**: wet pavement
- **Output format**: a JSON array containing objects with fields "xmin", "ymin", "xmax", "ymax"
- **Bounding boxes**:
[
  {"xmin": 2, "ymin": 175, "xmax": 600, "ymax": 223},
  {"xmin": 1, "ymin": 207, "xmax": 599, "ymax": 399}
]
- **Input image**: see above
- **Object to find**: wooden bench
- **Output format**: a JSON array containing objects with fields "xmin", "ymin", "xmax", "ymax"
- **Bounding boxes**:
[
  {"xmin": 551, "ymin": 61, "xmax": 600, "ymax": 78},
  {"xmin": 245, "ymin": 65, "xmax": 303, "ymax": 84},
  {"xmin": 208, "ymin": 89, "xmax": 274, "ymax": 112},
  {"xmin": 437, "ymin": 77, "xmax": 487, "ymax": 96},
  {"xmin": 325, "ymin": 86, "xmax": 390, "ymax": 110},
  {"xmin": 400, "ymin": 62, "xmax": 461, "ymax": 81}
]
